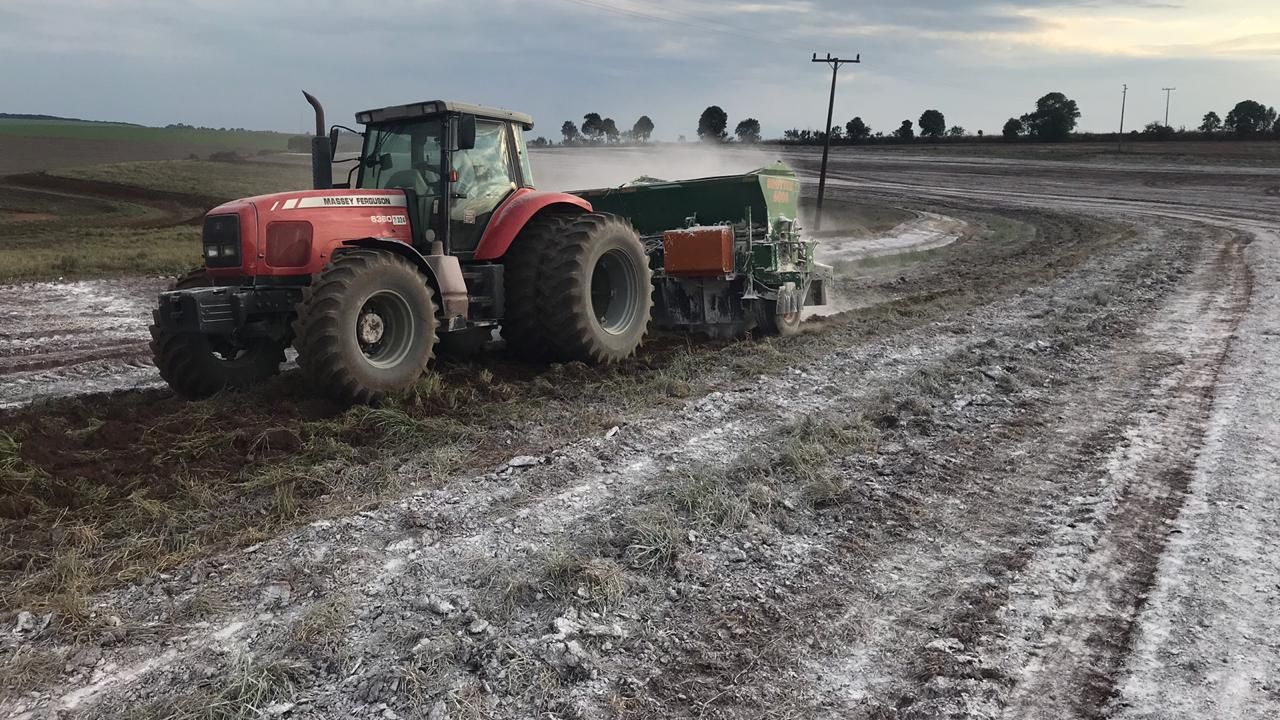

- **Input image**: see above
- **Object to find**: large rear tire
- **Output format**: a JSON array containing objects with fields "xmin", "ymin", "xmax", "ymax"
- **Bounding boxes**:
[
  {"xmin": 149, "ymin": 268, "xmax": 285, "ymax": 399},
  {"xmin": 538, "ymin": 213, "xmax": 652, "ymax": 363},
  {"xmin": 502, "ymin": 213, "xmax": 571, "ymax": 360},
  {"xmin": 293, "ymin": 250, "xmax": 439, "ymax": 405}
]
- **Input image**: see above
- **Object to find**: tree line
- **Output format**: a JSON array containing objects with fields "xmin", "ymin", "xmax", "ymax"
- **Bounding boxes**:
[
  {"xmin": 782, "ymin": 93, "xmax": 1279, "ymax": 146},
  {"xmin": 533, "ymin": 94, "xmax": 1278, "ymax": 148},
  {"xmin": 542, "ymin": 113, "xmax": 656, "ymax": 146},
  {"xmin": 538, "ymin": 107, "xmax": 766, "ymax": 147}
]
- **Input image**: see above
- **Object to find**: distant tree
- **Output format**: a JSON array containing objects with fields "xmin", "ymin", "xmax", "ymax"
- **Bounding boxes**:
[
  {"xmin": 1002, "ymin": 117, "xmax": 1024, "ymax": 140},
  {"xmin": 529, "ymin": 136, "xmax": 550, "ymax": 147},
  {"xmin": 1198, "ymin": 111, "xmax": 1222, "ymax": 133},
  {"xmin": 977, "ymin": 129, "xmax": 984, "ymax": 138},
  {"xmin": 582, "ymin": 112, "xmax": 605, "ymax": 141},
  {"xmin": 602, "ymin": 117, "xmax": 620, "ymax": 142},
  {"xmin": 1022, "ymin": 92, "xmax": 1080, "ymax": 141},
  {"xmin": 1274, "ymin": 117, "xmax": 1280, "ymax": 137},
  {"xmin": 783, "ymin": 128, "xmax": 802, "ymax": 141},
  {"xmin": 1224, "ymin": 100, "xmax": 1275, "ymax": 135},
  {"xmin": 918, "ymin": 109, "xmax": 946, "ymax": 139},
  {"xmin": 894, "ymin": 120, "xmax": 915, "ymax": 140},
  {"xmin": 735, "ymin": 118, "xmax": 762, "ymax": 143},
  {"xmin": 633, "ymin": 115, "xmax": 655, "ymax": 142},
  {"xmin": 561, "ymin": 121, "xmax": 580, "ymax": 144},
  {"xmin": 845, "ymin": 116, "xmax": 871, "ymax": 142},
  {"xmin": 678, "ymin": 134, "xmax": 687, "ymax": 143},
  {"xmin": 1143, "ymin": 121, "xmax": 1175, "ymax": 139},
  {"xmin": 697, "ymin": 106, "xmax": 729, "ymax": 142},
  {"xmin": 947, "ymin": 126, "xmax": 966, "ymax": 137}
]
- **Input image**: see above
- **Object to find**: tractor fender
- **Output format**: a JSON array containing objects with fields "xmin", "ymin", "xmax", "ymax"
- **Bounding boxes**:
[
  {"xmin": 340, "ymin": 237, "xmax": 433, "ymax": 276},
  {"xmin": 472, "ymin": 189, "xmax": 592, "ymax": 261},
  {"xmin": 338, "ymin": 238, "xmax": 470, "ymax": 326}
]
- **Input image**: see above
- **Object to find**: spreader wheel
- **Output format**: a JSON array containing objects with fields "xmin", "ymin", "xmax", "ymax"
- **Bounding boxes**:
[{"xmin": 755, "ymin": 284, "xmax": 804, "ymax": 338}]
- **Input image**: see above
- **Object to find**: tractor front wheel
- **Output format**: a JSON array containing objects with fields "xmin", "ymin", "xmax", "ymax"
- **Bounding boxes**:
[
  {"xmin": 149, "ymin": 268, "xmax": 285, "ymax": 398},
  {"xmin": 293, "ymin": 250, "xmax": 439, "ymax": 405}
]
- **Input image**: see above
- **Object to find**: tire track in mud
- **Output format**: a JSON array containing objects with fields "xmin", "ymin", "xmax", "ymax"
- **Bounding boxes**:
[
  {"xmin": 784, "ymin": 153, "xmax": 1270, "ymax": 718},
  {"xmin": 1109, "ymin": 226, "xmax": 1280, "ymax": 720},
  {"xmin": 0, "ymin": 278, "xmax": 169, "ymax": 408},
  {"xmin": 731, "ymin": 222, "xmax": 1207, "ymax": 719},
  {"xmin": 994, "ymin": 230, "xmax": 1253, "ymax": 720}
]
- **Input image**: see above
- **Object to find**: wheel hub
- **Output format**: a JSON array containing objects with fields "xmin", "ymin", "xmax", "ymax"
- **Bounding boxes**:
[
  {"xmin": 358, "ymin": 312, "xmax": 386, "ymax": 345},
  {"xmin": 590, "ymin": 249, "xmax": 640, "ymax": 335}
]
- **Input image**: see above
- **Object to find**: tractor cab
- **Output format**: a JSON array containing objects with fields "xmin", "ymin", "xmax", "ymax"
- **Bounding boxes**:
[{"xmin": 349, "ymin": 101, "xmax": 537, "ymax": 258}]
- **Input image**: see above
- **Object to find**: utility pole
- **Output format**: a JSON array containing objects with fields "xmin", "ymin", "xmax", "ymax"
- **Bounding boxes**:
[
  {"xmin": 1162, "ymin": 87, "xmax": 1176, "ymax": 127},
  {"xmin": 811, "ymin": 52, "xmax": 860, "ymax": 231},
  {"xmin": 1118, "ymin": 84, "xmax": 1128, "ymax": 153}
]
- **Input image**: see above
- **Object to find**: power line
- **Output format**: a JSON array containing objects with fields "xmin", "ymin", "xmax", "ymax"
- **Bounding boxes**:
[
  {"xmin": 1162, "ymin": 87, "xmax": 1177, "ymax": 126},
  {"xmin": 1119, "ymin": 84, "xmax": 1128, "ymax": 150},
  {"xmin": 812, "ymin": 52, "xmax": 861, "ymax": 232}
]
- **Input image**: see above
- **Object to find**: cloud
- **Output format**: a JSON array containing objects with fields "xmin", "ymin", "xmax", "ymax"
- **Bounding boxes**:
[{"xmin": 0, "ymin": 0, "xmax": 1275, "ymax": 138}]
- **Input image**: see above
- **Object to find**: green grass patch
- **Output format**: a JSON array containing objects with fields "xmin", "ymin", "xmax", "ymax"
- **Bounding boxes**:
[
  {"xmin": 0, "ymin": 159, "xmax": 310, "ymax": 281},
  {"xmin": 0, "ymin": 224, "xmax": 201, "ymax": 281},
  {"xmin": 51, "ymin": 160, "xmax": 309, "ymax": 199},
  {"xmin": 0, "ymin": 119, "xmax": 293, "ymax": 153}
]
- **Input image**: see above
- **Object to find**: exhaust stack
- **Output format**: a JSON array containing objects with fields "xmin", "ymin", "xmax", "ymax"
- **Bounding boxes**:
[{"xmin": 302, "ymin": 90, "xmax": 333, "ymax": 190}]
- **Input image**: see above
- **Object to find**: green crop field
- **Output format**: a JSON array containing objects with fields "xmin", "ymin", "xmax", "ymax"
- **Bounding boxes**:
[
  {"xmin": 50, "ymin": 159, "xmax": 310, "ymax": 200},
  {"xmin": 0, "ymin": 159, "xmax": 311, "ymax": 282},
  {"xmin": 0, "ymin": 118, "xmax": 294, "ymax": 153}
]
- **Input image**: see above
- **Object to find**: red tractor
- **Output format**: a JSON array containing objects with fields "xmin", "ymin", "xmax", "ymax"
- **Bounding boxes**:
[{"xmin": 151, "ymin": 93, "xmax": 653, "ymax": 404}]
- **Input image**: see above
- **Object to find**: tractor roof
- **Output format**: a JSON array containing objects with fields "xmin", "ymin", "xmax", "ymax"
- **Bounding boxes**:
[{"xmin": 356, "ymin": 101, "xmax": 534, "ymax": 129}]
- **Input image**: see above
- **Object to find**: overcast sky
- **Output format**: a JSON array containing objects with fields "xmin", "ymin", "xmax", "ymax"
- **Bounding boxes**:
[{"xmin": 2, "ymin": 0, "xmax": 1277, "ymax": 139}]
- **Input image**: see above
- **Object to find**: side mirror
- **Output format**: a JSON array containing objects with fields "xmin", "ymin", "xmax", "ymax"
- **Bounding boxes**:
[
  {"xmin": 328, "ymin": 127, "xmax": 340, "ymax": 160},
  {"xmin": 457, "ymin": 114, "xmax": 477, "ymax": 151}
]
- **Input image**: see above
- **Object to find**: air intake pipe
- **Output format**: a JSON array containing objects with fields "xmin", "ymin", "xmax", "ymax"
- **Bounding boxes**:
[{"xmin": 302, "ymin": 90, "xmax": 333, "ymax": 190}]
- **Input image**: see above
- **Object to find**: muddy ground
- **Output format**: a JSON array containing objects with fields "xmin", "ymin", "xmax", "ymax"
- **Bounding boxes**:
[{"xmin": 2, "ymin": 147, "xmax": 1278, "ymax": 719}]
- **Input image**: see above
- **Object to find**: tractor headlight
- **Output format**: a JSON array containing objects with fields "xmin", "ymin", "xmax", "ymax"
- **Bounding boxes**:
[{"xmin": 202, "ymin": 214, "xmax": 241, "ymax": 268}]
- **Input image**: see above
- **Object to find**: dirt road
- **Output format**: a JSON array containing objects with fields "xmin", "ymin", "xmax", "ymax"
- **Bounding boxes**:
[{"xmin": 2, "ymin": 148, "xmax": 1277, "ymax": 719}]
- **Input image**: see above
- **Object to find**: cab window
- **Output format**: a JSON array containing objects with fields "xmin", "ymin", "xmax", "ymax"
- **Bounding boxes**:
[
  {"xmin": 449, "ymin": 119, "xmax": 518, "ymax": 250},
  {"xmin": 359, "ymin": 120, "xmax": 444, "ymax": 197},
  {"xmin": 512, "ymin": 127, "xmax": 535, "ymax": 187}
]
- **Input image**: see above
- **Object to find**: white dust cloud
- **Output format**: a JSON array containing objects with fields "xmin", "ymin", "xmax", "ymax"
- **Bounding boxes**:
[{"xmin": 530, "ymin": 144, "xmax": 784, "ymax": 192}]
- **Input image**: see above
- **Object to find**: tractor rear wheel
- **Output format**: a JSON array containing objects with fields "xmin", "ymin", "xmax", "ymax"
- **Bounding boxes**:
[
  {"xmin": 502, "ymin": 213, "xmax": 570, "ymax": 360},
  {"xmin": 538, "ymin": 213, "xmax": 652, "ymax": 363},
  {"xmin": 149, "ymin": 268, "xmax": 285, "ymax": 399},
  {"xmin": 293, "ymin": 250, "xmax": 439, "ymax": 405}
]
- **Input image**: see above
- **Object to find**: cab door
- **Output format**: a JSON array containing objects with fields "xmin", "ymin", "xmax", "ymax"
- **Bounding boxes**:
[{"xmin": 449, "ymin": 119, "xmax": 519, "ymax": 252}]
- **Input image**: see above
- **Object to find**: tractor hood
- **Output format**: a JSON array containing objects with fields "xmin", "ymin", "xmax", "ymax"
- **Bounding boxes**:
[{"xmin": 202, "ymin": 188, "xmax": 413, "ymax": 278}]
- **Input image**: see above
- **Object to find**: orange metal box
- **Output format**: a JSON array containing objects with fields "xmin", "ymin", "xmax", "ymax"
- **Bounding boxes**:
[{"xmin": 662, "ymin": 226, "xmax": 734, "ymax": 276}]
